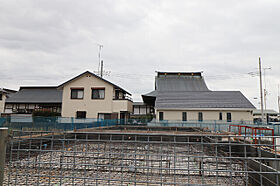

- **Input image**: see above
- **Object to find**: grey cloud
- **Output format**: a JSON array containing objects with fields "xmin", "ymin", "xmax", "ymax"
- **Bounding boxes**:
[{"xmin": 1, "ymin": 0, "xmax": 280, "ymax": 109}]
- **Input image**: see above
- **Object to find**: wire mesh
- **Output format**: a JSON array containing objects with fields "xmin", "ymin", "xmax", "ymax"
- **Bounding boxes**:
[{"xmin": 3, "ymin": 129, "xmax": 280, "ymax": 186}]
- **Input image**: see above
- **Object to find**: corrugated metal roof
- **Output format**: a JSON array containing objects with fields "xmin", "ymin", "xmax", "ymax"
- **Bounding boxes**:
[
  {"xmin": 6, "ymin": 87, "xmax": 62, "ymax": 103},
  {"xmin": 155, "ymin": 91, "xmax": 256, "ymax": 109}
]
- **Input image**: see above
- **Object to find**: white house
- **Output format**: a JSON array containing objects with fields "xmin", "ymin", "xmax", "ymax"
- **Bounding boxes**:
[{"xmin": 142, "ymin": 72, "xmax": 255, "ymax": 123}]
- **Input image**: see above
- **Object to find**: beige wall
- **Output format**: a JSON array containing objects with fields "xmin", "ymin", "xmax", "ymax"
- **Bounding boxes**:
[
  {"xmin": 0, "ymin": 94, "xmax": 6, "ymax": 114},
  {"xmin": 156, "ymin": 109, "xmax": 253, "ymax": 122},
  {"xmin": 113, "ymin": 100, "xmax": 133, "ymax": 113},
  {"xmin": 61, "ymin": 73, "xmax": 132, "ymax": 118}
]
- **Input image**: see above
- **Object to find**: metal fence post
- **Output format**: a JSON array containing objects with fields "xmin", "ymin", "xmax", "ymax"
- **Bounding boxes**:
[{"xmin": 0, "ymin": 128, "xmax": 8, "ymax": 186}]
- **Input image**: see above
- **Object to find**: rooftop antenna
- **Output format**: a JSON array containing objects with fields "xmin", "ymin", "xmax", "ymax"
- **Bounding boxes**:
[
  {"xmin": 94, "ymin": 43, "xmax": 111, "ymax": 78},
  {"xmin": 97, "ymin": 43, "xmax": 103, "ymax": 76}
]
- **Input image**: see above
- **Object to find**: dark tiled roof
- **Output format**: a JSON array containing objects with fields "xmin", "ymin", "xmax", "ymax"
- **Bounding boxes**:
[
  {"xmin": 143, "ymin": 90, "xmax": 157, "ymax": 97},
  {"xmin": 58, "ymin": 71, "xmax": 131, "ymax": 95},
  {"xmin": 156, "ymin": 76, "xmax": 209, "ymax": 92},
  {"xmin": 155, "ymin": 91, "xmax": 256, "ymax": 109},
  {"xmin": 5, "ymin": 87, "xmax": 62, "ymax": 103},
  {"xmin": 0, "ymin": 89, "xmax": 8, "ymax": 94},
  {"xmin": 3, "ymin": 88, "xmax": 17, "ymax": 93},
  {"xmin": 143, "ymin": 75, "xmax": 209, "ymax": 98},
  {"xmin": 143, "ymin": 71, "xmax": 255, "ymax": 110}
]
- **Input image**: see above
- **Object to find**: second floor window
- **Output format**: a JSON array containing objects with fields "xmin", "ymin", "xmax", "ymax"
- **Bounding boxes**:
[
  {"xmin": 92, "ymin": 88, "xmax": 105, "ymax": 99},
  {"xmin": 71, "ymin": 88, "xmax": 84, "ymax": 99}
]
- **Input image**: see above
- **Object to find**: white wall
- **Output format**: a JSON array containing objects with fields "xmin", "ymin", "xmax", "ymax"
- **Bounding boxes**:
[{"xmin": 156, "ymin": 109, "xmax": 253, "ymax": 122}]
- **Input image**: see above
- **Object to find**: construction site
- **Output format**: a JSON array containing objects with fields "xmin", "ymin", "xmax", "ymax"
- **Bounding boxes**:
[{"xmin": 2, "ymin": 125, "xmax": 280, "ymax": 186}]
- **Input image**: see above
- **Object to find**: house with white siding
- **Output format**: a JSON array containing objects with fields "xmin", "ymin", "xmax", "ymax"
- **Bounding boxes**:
[{"xmin": 142, "ymin": 72, "xmax": 256, "ymax": 123}]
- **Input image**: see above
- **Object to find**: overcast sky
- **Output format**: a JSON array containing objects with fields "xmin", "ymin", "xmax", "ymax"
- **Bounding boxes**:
[{"xmin": 1, "ymin": 0, "xmax": 280, "ymax": 110}]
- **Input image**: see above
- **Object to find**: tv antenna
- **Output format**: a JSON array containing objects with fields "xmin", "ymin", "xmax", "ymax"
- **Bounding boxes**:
[
  {"xmin": 94, "ymin": 43, "xmax": 111, "ymax": 78},
  {"xmin": 97, "ymin": 43, "xmax": 103, "ymax": 76}
]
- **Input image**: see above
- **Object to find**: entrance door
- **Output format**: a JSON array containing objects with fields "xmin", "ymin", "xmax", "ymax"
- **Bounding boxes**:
[{"xmin": 120, "ymin": 112, "xmax": 126, "ymax": 124}]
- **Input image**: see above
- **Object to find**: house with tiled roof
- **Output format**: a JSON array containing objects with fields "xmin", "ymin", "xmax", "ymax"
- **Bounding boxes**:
[
  {"xmin": 142, "ymin": 72, "xmax": 256, "ymax": 122},
  {"xmin": 4, "ymin": 71, "xmax": 133, "ymax": 119}
]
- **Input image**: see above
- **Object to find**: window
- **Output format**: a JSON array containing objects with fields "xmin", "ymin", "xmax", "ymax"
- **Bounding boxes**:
[
  {"xmin": 98, "ymin": 113, "xmax": 112, "ymax": 120},
  {"xmin": 198, "ymin": 112, "xmax": 203, "ymax": 122},
  {"xmin": 92, "ymin": 88, "xmax": 105, "ymax": 99},
  {"xmin": 115, "ymin": 90, "xmax": 120, "ymax": 99},
  {"xmin": 0, "ymin": 93, "xmax": 2, "ymax": 100},
  {"xmin": 159, "ymin": 112, "xmax": 164, "ymax": 121},
  {"xmin": 182, "ymin": 112, "xmax": 187, "ymax": 121},
  {"xmin": 71, "ymin": 88, "xmax": 84, "ymax": 99},
  {"xmin": 76, "ymin": 111, "xmax": 86, "ymax": 119},
  {"xmin": 219, "ymin": 112, "xmax": 223, "ymax": 121},
  {"xmin": 227, "ymin": 113, "xmax": 232, "ymax": 122}
]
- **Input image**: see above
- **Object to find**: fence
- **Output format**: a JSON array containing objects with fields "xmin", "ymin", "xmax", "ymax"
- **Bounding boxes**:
[
  {"xmin": 149, "ymin": 120, "xmax": 280, "ymax": 136},
  {"xmin": 0, "ymin": 116, "xmax": 150, "ymax": 134},
  {"xmin": 2, "ymin": 116, "xmax": 280, "ymax": 137},
  {"xmin": 2, "ymin": 129, "xmax": 280, "ymax": 186}
]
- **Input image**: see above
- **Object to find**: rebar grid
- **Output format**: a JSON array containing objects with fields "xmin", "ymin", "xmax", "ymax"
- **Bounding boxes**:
[{"xmin": 4, "ymin": 130, "xmax": 280, "ymax": 186}]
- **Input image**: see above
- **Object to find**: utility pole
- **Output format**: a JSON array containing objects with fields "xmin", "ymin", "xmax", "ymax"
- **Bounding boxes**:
[
  {"xmin": 278, "ymin": 85, "xmax": 280, "ymax": 115},
  {"xmin": 259, "ymin": 57, "xmax": 265, "ymax": 124}
]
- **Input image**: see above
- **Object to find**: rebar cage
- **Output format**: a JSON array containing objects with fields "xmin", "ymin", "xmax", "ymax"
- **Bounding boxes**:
[{"xmin": 3, "ymin": 126, "xmax": 280, "ymax": 186}]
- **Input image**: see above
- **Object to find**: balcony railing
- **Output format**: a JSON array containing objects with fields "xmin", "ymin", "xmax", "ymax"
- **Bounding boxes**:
[{"xmin": 113, "ymin": 95, "xmax": 133, "ymax": 102}]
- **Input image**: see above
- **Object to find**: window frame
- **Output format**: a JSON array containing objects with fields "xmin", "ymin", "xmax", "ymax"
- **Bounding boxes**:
[
  {"xmin": 91, "ymin": 87, "xmax": 105, "ymax": 99},
  {"xmin": 227, "ymin": 112, "xmax": 232, "ymax": 122},
  {"xmin": 98, "ymin": 113, "xmax": 112, "ymax": 120},
  {"xmin": 198, "ymin": 112, "xmax": 203, "ymax": 122},
  {"xmin": 76, "ymin": 111, "xmax": 86, "ymax": 119},
  {"xmin": 159, "ymin": 112, "xmax": 164, "ymax": 121},
  {"xmin": 219, "ymin": 112, "xmax": 223, "ymax": 121},
  {"xmin": 182, "ymin": 112, "xmax": 187, "ymax": 121},
  {"xmin": 70, "ymin": 88, "xmax": 84, "ymax": 99}
]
